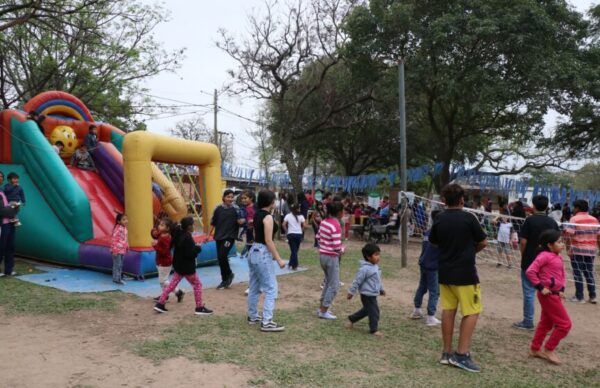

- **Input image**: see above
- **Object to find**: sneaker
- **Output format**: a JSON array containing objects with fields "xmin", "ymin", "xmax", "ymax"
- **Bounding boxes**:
[
  {"xmin": 153, "ymin": 296, "xmax": 160, "ymax": 302},
  {"xmin": 247, "ymin": 316, "xmax": 262, "ymax": 325},
  {"xmin": 449, "ymin": 352, "xmax": 481, "ymax": 373},
  {"xmin": 244, "ymin": 288, "xmax": 249, "ymax": 296},
  {"xmin": 225, "ymin": 273, "xmax": 235, "ymax": 288},
  {"xmin": 496, "ymin": 263, "xmax": 502, "ymax": 268},
  {"xmin": 0, "ymin": 273, "xmax": 4, "ymax": 278},
  {"xmin": 260, "ymin": 321, "xmax": 285, "ymax": 332},
  {"xmin": 589, "ymin": 297, "xmax": 597, "ymax": 305},
  {"xmin": 194, "ymin": 306, "xmax": 213, "ymax": 316},
  {"xmin": 176, "ymin": 289, "xmax": 185, "ymax": 303},
  {"xmin": 426, "ymin": 315, "xmax": 441, "ymax": 326},
  {"xmin": 409, "ymin": 309, "xmax": 423, "ymax": 319},
  {"xmin": 318, "ymin": 311, "xmax": 337, "ymax": 320},
  {"xmin": 512, "ymin": 321, "xmax": 535, "ymax": 331},
  {"xmin": 113, "ymin": 280, "xmax": 125, "ymax": 285},
  {"xmin": 153, "ymin": 303, "xmax": 168, "ymax": 313},
  {"xmin": 9, "ymin": 271, "xmax": 17, "ymax": 276},
  {"xmin": 339, "ymin": 281, "xmax": 345, "ymax": 287},
  {"xmin": 439, "ymin": 352, "xmax": 451, "ymax": 365},
  {"xmin": 216, "ymin": 281, "xmax": 227, "ymax": 290},
  {"xmin": 570, "ymin": 297, "xmax": 586, "ymax": 304}
]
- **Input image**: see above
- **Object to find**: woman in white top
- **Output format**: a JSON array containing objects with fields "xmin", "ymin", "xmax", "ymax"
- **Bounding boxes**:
[{"xmin": 283, "ymin": 204, "xmax": 305, "ymax": 270}]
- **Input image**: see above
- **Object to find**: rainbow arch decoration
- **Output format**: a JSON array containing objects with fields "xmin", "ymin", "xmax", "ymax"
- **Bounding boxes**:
[{"xmin": 24, "ymin": 91, "xmax": 95, "ymax": 122}]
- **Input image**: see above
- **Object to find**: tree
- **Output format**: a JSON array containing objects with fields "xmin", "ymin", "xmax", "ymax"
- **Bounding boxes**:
[
  {"xmin": 0, "ymin": 0, "xmax": 183, "ymax": 130},
  {"xmin": 552, "ymin": 5, "xmax": 600, "ymax": 156},
  {"xmin": 343, "ymin": 0, "xmax": 588, "ymax": 187},
  {"xmin": 170, "ymin": 115, "xmax": 233, "ymax": 164},
  {"xmin": 249, "ymin": 111, "xmax": 279, "ymax": 182},
  {"xmin": 218, "ymin": 0, "xmax": 374, "ymax": 193}
]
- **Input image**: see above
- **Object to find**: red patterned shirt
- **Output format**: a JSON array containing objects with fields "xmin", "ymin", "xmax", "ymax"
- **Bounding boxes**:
[
  {"xmin": 565, "ymin": 213, "xmax": 600, "ymax": 257},
  {"xmin": 111, "ymin": 224, "xmax": 129, "ymax": 255}
]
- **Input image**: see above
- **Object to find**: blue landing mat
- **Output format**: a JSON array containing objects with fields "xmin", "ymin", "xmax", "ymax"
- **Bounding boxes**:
[{"xmin": 16, "ymin": 256, "xmax": 306, "ymax": 298}]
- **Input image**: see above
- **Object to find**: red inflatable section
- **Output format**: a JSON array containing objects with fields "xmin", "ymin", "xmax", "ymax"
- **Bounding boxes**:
[
  {"xmin": 68, "ymin": 166, "xmax": 124, "ymax": 245},
  {"xmin": 24, "ymin": 91, "xmax": 95, "ymax": 122}
]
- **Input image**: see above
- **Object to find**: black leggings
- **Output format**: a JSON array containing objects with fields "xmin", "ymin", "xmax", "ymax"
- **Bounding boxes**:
[{"xmin": 216, "ymin": 239, "xmax": 234, "ymax": 281}]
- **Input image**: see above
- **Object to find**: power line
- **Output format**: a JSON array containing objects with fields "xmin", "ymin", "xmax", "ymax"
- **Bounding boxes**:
[{"xmin": 218, "ymin": 106, "xmax": 259, "ymax": 124}]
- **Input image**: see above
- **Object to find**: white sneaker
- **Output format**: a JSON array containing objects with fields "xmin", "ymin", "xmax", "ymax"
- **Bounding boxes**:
[
  {"xmin": 409, "ymin": 309, "xmax": 423, "ymax": 319},
  {"xmin": 426, "ymin": 315, "xmax": 441, "ymax": 326},
  {"xmin": 339, "ymin": 281, "xmax": 345, "ymax": 287},
  {"xmin": 244, "ymin": 288, "xmax": 249, "ymax": 296},
  {"xmin": 318, "ymin": 311, "xmax": 337, "ymax": 320}
]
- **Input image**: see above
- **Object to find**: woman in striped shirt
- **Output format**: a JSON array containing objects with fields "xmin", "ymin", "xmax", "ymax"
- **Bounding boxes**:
[{"xmin": 317, "ymin": 200, "xmax": 345, "ymax": 319}]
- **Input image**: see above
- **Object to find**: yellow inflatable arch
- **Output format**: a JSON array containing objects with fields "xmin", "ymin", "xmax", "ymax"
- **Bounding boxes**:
[{"xmin": 123, "ymin": 131, "xmax": 222, "ymax": 249}]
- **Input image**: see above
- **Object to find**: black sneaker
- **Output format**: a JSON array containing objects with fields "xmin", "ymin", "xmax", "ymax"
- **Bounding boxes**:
[
  {"xmin": 195, "ymin": 306, "xmax": 213, "ymax": 316},
  {"xmin": 260, "ymin": 321, "xmax": 285, "ymax": 332},
  {"xmin": 247, "ymin": 316, "xmax": 262, "ymax": 325},
  {"xmin": 153, "ymin": 296, "xmax": 160, "ymax": 302},
  {"xmin": 449, "ymin": 352, "xmax": 481, "ymax": 373},
  {"xmin": 439, "ymin": 352, "xmax": 451, "ymax": 365},
  {"xmin": 176, "ymin": 289, "xmax": 185, "ymax": 303},
  {"xmin": 216, "ymin": 281, "xmax": 226, "ymax": 290},
  {"xmin": 154, "ymin": 303, "xmax": 168, "ymax": 313},
  {"xmin": 512, "ymin": 321, "xmax": 534, "ymax": 331},
  {"xmin": 225, "ymin": 273, "xmax": 235, "ymax": 288}
]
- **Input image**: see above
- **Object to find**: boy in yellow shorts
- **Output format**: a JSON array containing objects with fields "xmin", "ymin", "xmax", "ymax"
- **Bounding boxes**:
[{"xmin": 429, "ymin": 184, "xmax": 487, "ymax": 373}]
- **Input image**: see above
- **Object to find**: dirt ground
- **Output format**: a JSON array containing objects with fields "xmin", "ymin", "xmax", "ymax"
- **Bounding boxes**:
[{"xmin": 1, "ymin": 235, "xmax": 599, "ymax": 387}]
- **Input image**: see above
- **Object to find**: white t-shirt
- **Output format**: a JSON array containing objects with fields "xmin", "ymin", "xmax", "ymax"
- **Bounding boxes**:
[
  {"xmin": 497, "ymin": 222, "xmax": 512, "ymax": 243},
  {"xmin": 284, "ymin": 213, "xmax": 305, "ymax": 234}
]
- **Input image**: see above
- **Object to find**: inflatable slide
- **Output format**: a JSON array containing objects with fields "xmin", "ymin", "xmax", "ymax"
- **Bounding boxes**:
[{"xmin": 0, "ymin": 91, "xmax": 224, "ymax": 278}]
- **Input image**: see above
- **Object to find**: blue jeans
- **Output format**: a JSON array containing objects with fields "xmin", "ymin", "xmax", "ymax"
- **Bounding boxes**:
[
  {"xmin": 413, "ymin": 266, "xmax": 439, "ymax": 316},
  {"xmin": 0, "ymin": 223, "xmax": 16, "ymax": 275},
  {"xmin": 521, "ymin": 270, "xmax": 535, "ymax": 326},
  {"xmin": 247, "ymin": 243, "xmax": 278, "ymax": 323},
  {"xmin": 571, "ymin": 255, "xmax": 596, "ymax": 300},
  {"xmin": 287, "ymin": 233, "xmax": 302, "ymax": 269}
]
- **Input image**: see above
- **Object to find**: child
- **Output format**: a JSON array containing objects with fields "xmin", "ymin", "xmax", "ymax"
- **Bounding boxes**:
[
  {"xmin": 84, "ymin": 124, "xmax": 99, "ymax": 151},
  {"xmin": 52, "ymin": 141, "xmax": 64, "ymax": 155},
  {"xmin": 494, "ymin": 216, "xmax": 514, "ymax": 268},
  {"xmin": 71, "ymin": 144, "xmax": 97, "ymax": 172},
  {"xmin": 346, "ymin": 243, "xmax": 385, "ymax": 336},
  {"xmin": 240, "ymin": 191, "xmax": 256, "ymax": 257},
  {"xmin": 4, "ymin": 172, "xmax": 25, "ymax": 227},
  {"xmin": 151, "ymin": 218, "xmax": 184, "ymax": 303},
  {"xmin": 110, "ymin": 213, "xmax": 128, "ymax": 285},
  {"xmin": 316, "ymin": 200, "xmax": 345, "ymax": 320},
  {"xmin": 526, "ymin": 229, "xmax": 572, "ymax": 365},
  {"xmin": 154, "ymin": 217, "xmax": 213, "ymax": 316},
  {"xmin": 411, "ymin": 210, "xmax": 441, "ymax": 326}
]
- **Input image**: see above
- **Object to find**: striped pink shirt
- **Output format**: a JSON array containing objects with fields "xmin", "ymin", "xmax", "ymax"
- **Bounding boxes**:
[
  {"xmin": 317, "ymin": 217, "xmax": 344, "ymax": 257},
  {"xmin": 565, "ymin": 213, "xmax": 600, "ymax": 257}
]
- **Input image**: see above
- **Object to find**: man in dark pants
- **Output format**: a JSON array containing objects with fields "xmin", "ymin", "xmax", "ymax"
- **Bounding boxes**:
[
  {"xmin": 0, "ymin": 171, "xmax": 19, "ymax": 277},
  {"xmin": 513, "ymin": 195, "xmax": 559, "ymax": 330},
  {"xmin": 210, "ymin": 189, "xmax": 245, "ymax": 289}
]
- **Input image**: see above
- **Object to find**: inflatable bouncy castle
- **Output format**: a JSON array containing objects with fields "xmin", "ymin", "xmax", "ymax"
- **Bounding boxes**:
[{"xmin": 0, "ymin": 91, "xmax": 223, "ymax": 278}]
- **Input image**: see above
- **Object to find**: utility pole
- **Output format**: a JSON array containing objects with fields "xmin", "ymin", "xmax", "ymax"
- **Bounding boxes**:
[
  {"xmin": 213, "ymin": 89, "xmax": 219, "ymax": 149},
  {"xmin": 399, "ymin": 60, "xmax": 408, "ymax": 268}
]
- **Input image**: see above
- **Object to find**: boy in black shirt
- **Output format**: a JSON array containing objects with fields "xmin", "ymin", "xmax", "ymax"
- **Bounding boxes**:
[
  {"xmin": 429, "ymin": 184, "xmax": 487, "ymax": 373},
  {"xmin": 210, "ymin": 189, "xmax": 245, "ymax": 289},
  {"xmin": 513, "ymin": 195, "xmax": 559, "ymax": 330}
]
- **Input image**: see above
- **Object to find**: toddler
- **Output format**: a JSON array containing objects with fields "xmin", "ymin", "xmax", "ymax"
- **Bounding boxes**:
[
  {"xmin": 3, "ymin": 172, "xmax": 25, "ymax": 227},
  {"xmin": 110, "ymin": 213, "xmax": 128, "ymax": 285},
  {"xmin": 347, "ymin": 243, "xmax": 385, "ymax": 336}
]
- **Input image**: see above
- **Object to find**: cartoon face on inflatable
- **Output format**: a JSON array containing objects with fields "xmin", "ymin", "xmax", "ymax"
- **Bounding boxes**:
[{"xmin": 50, "ymin": 125, "xmax": 78, "ymax": 157}]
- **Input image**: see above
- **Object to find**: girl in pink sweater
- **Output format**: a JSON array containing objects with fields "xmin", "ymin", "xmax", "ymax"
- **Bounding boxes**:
[{"xmin": 525, "ymin": 229, "xmax": 572, "ymax": 365}]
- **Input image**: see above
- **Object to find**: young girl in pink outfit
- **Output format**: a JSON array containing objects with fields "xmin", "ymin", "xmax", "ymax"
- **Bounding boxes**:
[
  {"xmin": 110, "ymin": 213, "xmax": 128, "ymax": 285},
  {"xmin": 526, "ymin": 229, "xmax": 572, "ymax": 365}
]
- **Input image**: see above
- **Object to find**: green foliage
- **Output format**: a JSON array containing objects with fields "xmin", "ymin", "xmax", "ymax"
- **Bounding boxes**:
[
  {"xmin": 0, "ymin": 0, "xmax": 183, "ymax": 130},
  {"xmin": 343, "ymin": 0, "xmax": 590, "ymax": 185}
]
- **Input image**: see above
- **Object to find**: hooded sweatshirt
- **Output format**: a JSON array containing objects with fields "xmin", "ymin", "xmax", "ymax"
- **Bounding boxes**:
[
  {"xmin": 348, "ymin": 261, "xmax": 384, "ymax": 297},
  {"xmin": 526, "ymin": 251, "xmax": 566, "ymax": 293}
]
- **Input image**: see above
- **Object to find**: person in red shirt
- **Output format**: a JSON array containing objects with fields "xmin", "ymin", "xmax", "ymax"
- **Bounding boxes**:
[{"xmin": 152, "ymin": 218, "xmax": 184, "ymax": 303}]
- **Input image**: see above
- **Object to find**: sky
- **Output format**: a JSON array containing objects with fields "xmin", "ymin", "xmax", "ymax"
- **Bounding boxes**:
[{"xmin": 141, "ymin": 0, "xmax": 598, "ymax": 170}]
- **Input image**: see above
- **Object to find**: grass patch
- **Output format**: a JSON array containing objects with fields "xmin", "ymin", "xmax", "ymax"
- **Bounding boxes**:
[
  {"xmin": 0, "ymin": 259, "xmax": 122, "ymax": 315},
  {"xmin": 136, "ymin": 247, "xmax": 599, "ymax": 387}
]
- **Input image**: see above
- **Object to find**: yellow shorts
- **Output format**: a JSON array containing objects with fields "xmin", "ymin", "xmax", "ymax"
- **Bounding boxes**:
[{"xmin": 440, "ymin": 284, "xmax": 482, "ymax": 316}]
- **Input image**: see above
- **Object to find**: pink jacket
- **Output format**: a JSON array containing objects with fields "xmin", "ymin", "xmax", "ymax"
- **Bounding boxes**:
[
  {"xmin": 110, "ymin": 224, "xmax": 129, "ymax": 255},
  {"xmin": 526, "ymin": 251, "xmax": 566, "ymax": 293}
]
